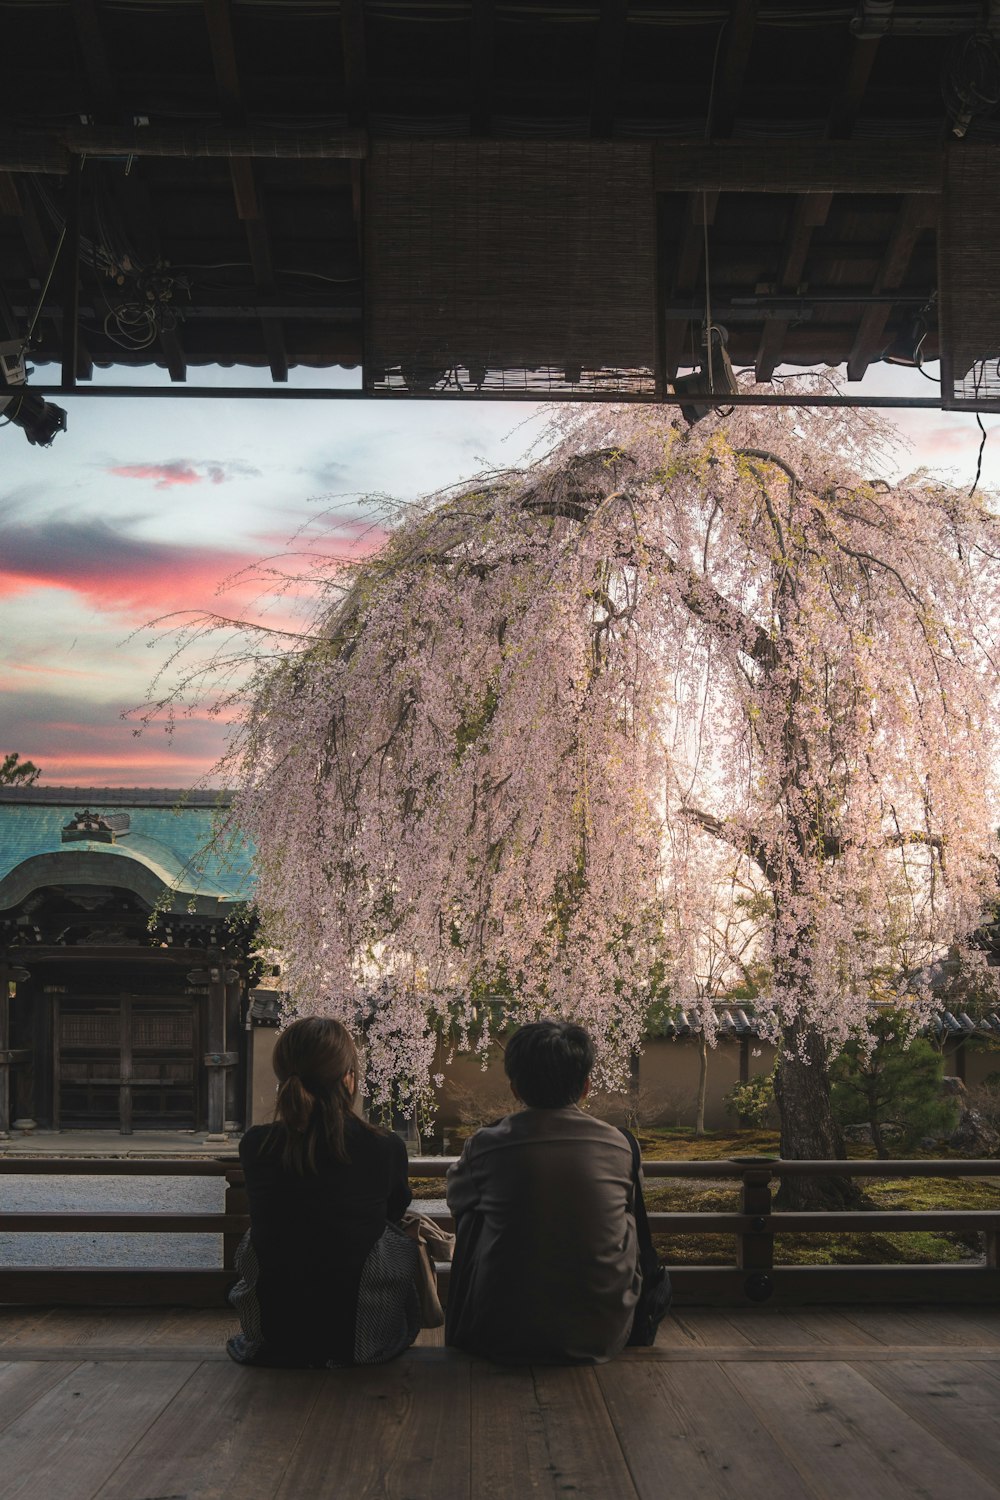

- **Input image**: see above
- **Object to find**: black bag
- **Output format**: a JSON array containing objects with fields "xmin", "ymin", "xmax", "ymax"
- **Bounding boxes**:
[{"xmin": 620, "ymin": 1128, "xmax": 672, "ymax": 1347}]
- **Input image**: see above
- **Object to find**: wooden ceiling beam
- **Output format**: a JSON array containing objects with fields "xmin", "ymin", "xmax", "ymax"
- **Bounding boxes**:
[
  {"xmin": 755, "ymin": 193, "xmax": 832, "ymax": 381},
  {"xmin": 340, "ymin": 0, "xmax": 368, "ymax": 128},
  {"xmin": 662, "ymin": 2, "xmax": 757, "ymax": 376},
  {"xmin": 71, "ymin": 0, "xmax": 118, "ymax": 116},
  {"xmin": 470, "ymin": 0, "xmax": 495, "ymax": 138},
  {"xmin": 203, "ymin": 0, "xmax": 288, "ymax": 382},
  {"xmin": 755, "ymin": 17, "xmax": 888, "ymax": 379},
  {"xmin": 827, "ymin": 33, "xmax": 882, "ymax": 141},
  {"xmin": 339, "ymin": 0, "xmax": 368, "ymax": 283},
  {"xmin": 846, "ymin": 194, "xmax": 937, "ymax": 381},
  {"xmin": 662, "ymin": 192, "xmax": 718, "ymax": 379},
  {"xmin": 3, "ymin": 177, "xmax": 92, "ymax": 381},
  {"xmin": 708, "ymin": 0, "xmax": 759, "ymax": 140},
  {"xmin": 72, "ymin": 0, "xmax": 186, "ymax": 381},
  {"xmin": 654, "ymin": 141, "xmax": 940, "ymax": 195},
  {"xmin": 590, "ymin": 0, "xmax": 629, "ymax": 140}
]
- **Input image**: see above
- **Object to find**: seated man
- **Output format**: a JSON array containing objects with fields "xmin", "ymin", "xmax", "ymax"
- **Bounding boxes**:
[{"xmin": 445, "ymin": 1019, "xmax": 642, "ymax": 1363}]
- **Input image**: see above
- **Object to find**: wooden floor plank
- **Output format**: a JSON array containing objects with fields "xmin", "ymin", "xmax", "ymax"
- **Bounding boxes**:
[
  {"xmin": 652, "ymin": 1313, "xmax": 704, "ymax": 1349},
  {"xmin": 890, "ymin": 1307, "xmax": 1000, "ymax": 1346},
  {"xmin": 276, "ymin": 1354, "xmax": 471, "ymax": 1500},
  {"xmin": 0, "ymin": 1308, "xmax": 167, "ymax": 1348},
  {"xmin": 0, "ymin": 1362, "xmax": 81, "ymax": 1435},
  {"xmin": 94, "ymin": 1364, "xmax": 324, "ymax": 1500},
  {"xmin": 147, "ymin": 1306, "xmax": 237, "ymax": 1346},
  {"xmin": 0, "ymin": 1309, "xmax": 62, "ymax": 1346},
  {"xmin": 0, "ymin": 1359, "xmax": 198, "ymax": 1500},
  {"xmin": 670, "ymin": 1309, "xmax": 752, "ymax": 1346},
  {"xmin": 725, "ymin": 1359, "xmax": 1000, "ymax": 1500},
  {"xmin": 837, "ymin": 1307, "xmax": 1000, "ymax": 1348},
  {"xmin": 719, "ymin": 1308, "xmax": 826, "ymax": 1347},
  {"xmin": 598, "ymin": 1358, "xmax": 818, "ymax": 1499},
  {"xmin": 470, "ymin": 1361, "xmax": 639, "ymax": 1500},
  {"xmin": 785, "ymin": 1308, "xmax": 885, "ymax": 1347},
  {"xmin": 857, "ymin": 1359, "xmax": 1000, "ymax": 1487}
]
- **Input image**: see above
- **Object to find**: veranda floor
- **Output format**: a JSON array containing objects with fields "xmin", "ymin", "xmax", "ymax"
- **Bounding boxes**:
[{"xmin": 1, "ymin": 1305, "xmax": 999, "ymax": 1499}]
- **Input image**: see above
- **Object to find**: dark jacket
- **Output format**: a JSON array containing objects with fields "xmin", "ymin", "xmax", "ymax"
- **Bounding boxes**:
[
  {"xmin": 444, "ymin": 1105, "xmax": 641, "ymax": 1363},
  {"xmin": 237, "ymin": 1116, "xmax": 412, "ymax": 1364}
]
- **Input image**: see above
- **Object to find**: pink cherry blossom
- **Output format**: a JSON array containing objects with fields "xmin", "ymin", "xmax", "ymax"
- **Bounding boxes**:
[{"xmin": 217, "ymin": 385, "xmax": 1000, "ymax": 1117}]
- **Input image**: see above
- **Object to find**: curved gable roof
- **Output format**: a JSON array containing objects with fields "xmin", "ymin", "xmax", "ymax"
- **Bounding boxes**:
[{"xmin": 0, "ymin": 788, "xmax": 253, "ymax": 916}]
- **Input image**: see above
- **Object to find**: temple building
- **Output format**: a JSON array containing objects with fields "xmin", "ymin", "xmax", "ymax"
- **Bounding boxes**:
[{"xmin": 0, "ymin": 785, "xmax": 268, "ymax": 1140}]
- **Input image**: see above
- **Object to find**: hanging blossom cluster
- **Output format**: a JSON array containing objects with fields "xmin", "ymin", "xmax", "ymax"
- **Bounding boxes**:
[{"xmin": 227, "ymin": 390, "xmax": 1000, "ymax": 1110}]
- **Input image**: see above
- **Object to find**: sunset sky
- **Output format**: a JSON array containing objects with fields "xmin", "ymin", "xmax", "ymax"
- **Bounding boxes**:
[{"xmin": 2, "ymin": 361, "xmax": 998, "ymax": 789}]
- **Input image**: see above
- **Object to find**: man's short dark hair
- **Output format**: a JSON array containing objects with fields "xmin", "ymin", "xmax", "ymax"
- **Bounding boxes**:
[{"xmin": 503, "ymin": 1021, "xmax": 596, "ymax": 1108}]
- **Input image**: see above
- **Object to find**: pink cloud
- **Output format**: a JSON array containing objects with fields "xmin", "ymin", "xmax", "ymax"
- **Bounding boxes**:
[
  {"xmin": 109, "ymin": 462, "xmax": 203, "ymax": 488},
  {"xmin": 108, "ymin": 459, "xmax": 259, "ymax": 489}
]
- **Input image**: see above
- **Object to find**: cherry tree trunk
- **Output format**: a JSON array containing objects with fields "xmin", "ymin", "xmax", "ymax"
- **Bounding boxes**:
[
  {"xmin": 773, "ymin": 1018, "xmax": 867, "ymax": 1210},
  {"xmin": 695, "ymin": 1035, "xmax": 708, "ymax": 1137}
]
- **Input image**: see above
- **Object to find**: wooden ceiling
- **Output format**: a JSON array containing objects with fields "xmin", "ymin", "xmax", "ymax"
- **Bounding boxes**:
[{"xmin": 1, "ymin": 2, "xmax": 999, "ymax": 406}]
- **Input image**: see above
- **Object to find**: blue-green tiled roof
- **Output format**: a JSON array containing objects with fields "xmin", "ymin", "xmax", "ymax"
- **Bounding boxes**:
[{"xmin": 0, "ymin": 789, "xmax": 254, "ymax": 911}]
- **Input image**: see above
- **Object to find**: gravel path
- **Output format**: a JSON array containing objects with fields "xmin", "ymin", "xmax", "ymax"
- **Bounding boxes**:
[
  {"xmin": 0, "ymin": 1176, "xmax": 225, "ymax": 1269},
  {"xmin": 0, "ymin": 1181, "xmax": 450, "ymax": 1269}
]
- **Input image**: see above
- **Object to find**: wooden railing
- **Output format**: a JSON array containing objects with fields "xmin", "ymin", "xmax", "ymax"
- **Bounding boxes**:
[{"xmin": 1, "ymin": 1155, "xmax": 998, "ymax": 1307}]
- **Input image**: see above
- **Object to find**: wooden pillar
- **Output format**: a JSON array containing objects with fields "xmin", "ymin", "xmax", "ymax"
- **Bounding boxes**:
[
  {"xmin": 119, "ymin": 996, "xmax": 133, "ymax": 1136},
  {"xmin": 0, "ymin": 963, "xmax": 11, "ymax": 1140},
  {"xmin": 191, "ymin": 954, "xmax": 240, "ymax": 1141},
  {"xmin": 736, "ymin": 1162, "xmax": 774, "ymax": 1302},
  {"xmin": 0, "ymin": 957, "xmax": 31, "ymax": 1139},
  {"xmin": 224, "ymin": 968, "xmax": 242, "ymax": 1133}
]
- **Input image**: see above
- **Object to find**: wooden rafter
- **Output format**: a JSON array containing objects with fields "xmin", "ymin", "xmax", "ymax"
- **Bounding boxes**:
[
  {"xmin": 846, "ymin": 195, "xmax": 938, "ymax": 381},
  {"xmin": 754, "ymin": 23, "xmax": 889, "ymax": 380},
  {"xmin": 340, "ymin": 0, "xmax": 368, "ymax": 128},
  {"xmin": 663, "ymin": 1, "xmax": 757, "ymax": 378},
  {"xmin": 2, "ymin": 173, "xmax": 92, "ymax": 381},
  {"xmin": 755, "ymin": 194, "xmax": 832, "ymax": 381},
  {"xmin": 653, "ymin": 141, "xmax": 940, "ymax": 195},
  {"xmin": 590, "ymin": 0, "xmax": 629, "ymax": 140},
  {"xmin": 707, "ymin": 0, "xmax": 759, "ymax": 140},
  {"xmin": 203, "ymin": 0, "xmax": 288, "ymax": 382},
  {"xmin": 470, "ymin": 0, "xmax": 495, "ymax": 138},
  {"xmin": 663, "ymin": 192, "xmax": 718, "ymax": 379},
  {"xmin": 71, "ymin": 0, "xmax": 186, "ymax": 381}
]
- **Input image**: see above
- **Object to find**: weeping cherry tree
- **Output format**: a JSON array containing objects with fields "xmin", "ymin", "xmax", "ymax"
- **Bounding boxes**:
[{"xmin": 224, "ymin": 392, "xmax": 1000, "ymax": 1203}]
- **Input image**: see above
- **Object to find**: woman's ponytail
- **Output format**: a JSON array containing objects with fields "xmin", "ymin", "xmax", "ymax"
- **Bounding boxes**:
[{"xmin": 270, "ymin": 1019, "xmax": 369, "ymax": 1173}]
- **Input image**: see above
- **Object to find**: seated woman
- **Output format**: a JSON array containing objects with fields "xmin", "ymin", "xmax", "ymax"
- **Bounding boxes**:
[
  {"xmin": 445, "ymin": 1020, "xmax": 644, "ymax": 1364},
  {"xmin": 227, "ymin": 1016, "xmax": 420, "ymax": 1367}
]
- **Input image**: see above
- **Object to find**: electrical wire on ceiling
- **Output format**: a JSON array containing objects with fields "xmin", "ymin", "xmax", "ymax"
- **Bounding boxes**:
[{"xmin": 942, "ymin": 26, "xmax": 1000, "ymax": 136}]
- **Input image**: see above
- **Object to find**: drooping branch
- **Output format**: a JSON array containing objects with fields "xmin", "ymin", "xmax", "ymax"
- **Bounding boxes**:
[
  {"xmin": 681, "ymin": 805, "xmax": 779, "ymax": 885},
  {"xmin": 822, "ymin": 829, "xmax": 946, "ymax": 860}
]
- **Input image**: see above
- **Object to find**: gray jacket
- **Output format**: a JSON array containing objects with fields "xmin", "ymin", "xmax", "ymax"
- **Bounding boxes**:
[{"xmin": 444, "ymin": 1104, "xmax": 641, "ymax": 1363}]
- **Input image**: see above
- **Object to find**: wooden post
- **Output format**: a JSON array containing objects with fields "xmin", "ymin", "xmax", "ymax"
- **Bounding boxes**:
[
  {"xmin": 205, "ymin": 961, "xmax": 227, "ymax": 1139},
  {"xmin": 119, "ymin": 996, "xmax": 133, "ymax": 1136},
  {"xmin": 0, "ymin": 959, "xmax": 34, "ymax": 1138},
  {"xmin": 0, "ymin": 962, "xmax": 11, "ymax": 1138},
  {"xmin": 223, "ymin": 1165, "xmax": 248, "ymax": 1272},
  {"xmin": 224, "ymin": 967, "xmax": 242, "ymax": 1133},
  {"xmin": 195, "ymin": 957, "xmax": 240, "ymax": 1141},
  {"xmin": 736, "ymin": 1162, "xmax": 774, "ymax": 1301}
]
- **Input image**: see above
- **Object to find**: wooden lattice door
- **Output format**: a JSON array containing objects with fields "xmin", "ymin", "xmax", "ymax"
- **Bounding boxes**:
[{"xmin": 54, "ymin": 996, "xmax": 199, "ymax": 1133}]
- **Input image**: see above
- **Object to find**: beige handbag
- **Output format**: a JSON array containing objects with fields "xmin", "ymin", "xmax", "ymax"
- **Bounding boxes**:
[{"xmin": 401, "ymin": 1211, "xmax": 455, "ymax": 1328}]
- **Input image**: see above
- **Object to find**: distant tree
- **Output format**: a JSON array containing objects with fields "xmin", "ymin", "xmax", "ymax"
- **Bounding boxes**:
[
  {"xmin": 830, "ymin": 1010, "xmax": 958, "ymax": 1157},
  {"xmin": 0, "ymin": 753, "xmax": 41, "ymax": 787}
]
